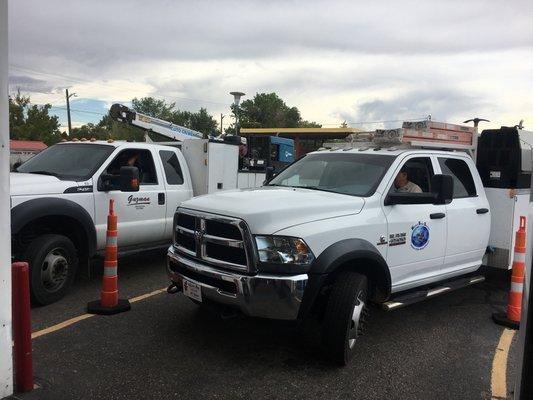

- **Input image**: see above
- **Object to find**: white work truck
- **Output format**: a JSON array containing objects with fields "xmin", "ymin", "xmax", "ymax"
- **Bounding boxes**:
[
  {"xmin": 167, "ymin": 120, "xmax": 530, "ymax": 364},
  {"xmin": 10, "ymin": 136, "xmax": 251, "ymax": 305}
]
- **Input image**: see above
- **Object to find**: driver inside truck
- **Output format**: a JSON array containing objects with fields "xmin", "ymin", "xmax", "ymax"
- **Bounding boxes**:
[
  {"xmin": 394, "ymin": 166, "xmax": 422, "ymax": 193},
  {"xmin": 108, "ymin": 151, "xmax": 144, "ymax": 182}
]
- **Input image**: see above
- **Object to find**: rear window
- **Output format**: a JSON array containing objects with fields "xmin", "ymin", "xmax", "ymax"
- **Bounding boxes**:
[
  {"xmin": 159, "ymin": 150, "xmax": 184, "ymax": 185},
  {"xmin": 438, "ymin": 158, "xmax": 476, "ymax": 198}
]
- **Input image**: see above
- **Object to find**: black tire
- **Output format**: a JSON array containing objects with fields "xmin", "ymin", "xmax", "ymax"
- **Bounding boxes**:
[
  {"xmin": 23, "ymin": 234, "xmax": 78, "ymax": 306},
  {"xmin": 321, "ymin": 271, "xmax": 369, "ymax": 365}
]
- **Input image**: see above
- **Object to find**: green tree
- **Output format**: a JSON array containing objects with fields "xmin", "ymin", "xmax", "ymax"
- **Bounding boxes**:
[
  {"xmin": 189, "ymin": 108, "xmax": 218, "ymax": 135},
  {"xmin": 227, "ymin": 92, "xmax": 321, "ymax": 133},
  {"xmin": 237, "ymin": 93, "xmax": 300, "ymax": 128},
  {"xmin": 9, "ymin": 91, "xmax": 62, "ymax": 145},
  {"xmin": 132, "ymin": 97, "xmax": 175, "ymax": 120},
  {"xmin": 300, "ymin": 120, "xmax": 322, "ymax": 128}
]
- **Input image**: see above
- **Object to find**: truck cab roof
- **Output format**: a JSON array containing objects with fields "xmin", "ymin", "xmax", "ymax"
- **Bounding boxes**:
[
  {"xmin": 56, "ymin": 140, "xmax": 178, "ymax": 151},
  {"xmin": 311, "ymin": 146, "xmax": 473, "ymax": 159}
]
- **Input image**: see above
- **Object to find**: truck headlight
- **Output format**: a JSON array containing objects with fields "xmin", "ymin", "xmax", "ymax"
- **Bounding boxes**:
[{"xmin": 255, "ymin": 236, "xmax": 315, "ymax": 266}]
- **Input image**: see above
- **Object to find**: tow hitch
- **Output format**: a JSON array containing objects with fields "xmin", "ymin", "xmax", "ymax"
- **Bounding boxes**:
[{"xmin": 167, "ymin": 282, "xmax": 180, "ymax": 294}]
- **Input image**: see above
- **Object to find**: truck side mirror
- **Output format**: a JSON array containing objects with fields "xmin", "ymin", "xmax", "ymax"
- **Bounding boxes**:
[
  {"xmin": 431, "ymin": 174, "xmax": 454, "ymax": 204},
  {"xmin": 264, "ymin": 166, "xmax": 275, "ymax": 185},
  {"xmin": 119, "ymin": 166, "xmax": 140, "ymax": 192}
]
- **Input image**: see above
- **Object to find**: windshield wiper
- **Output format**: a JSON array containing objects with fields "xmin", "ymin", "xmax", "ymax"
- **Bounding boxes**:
[
  {"xmin": 29, "ymin": 170, "xmax": 60, "ymax": 177},
  {"xmin": 292, "ymin": 185, "xmax": 338, "ymax": 194}
]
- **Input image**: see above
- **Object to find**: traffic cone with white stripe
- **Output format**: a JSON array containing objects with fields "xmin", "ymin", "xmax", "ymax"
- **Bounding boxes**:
[
  {"xmin": 87, "ymin": 199, "xmax": 131, "ymax": 315},
  {"xmin": 493, "ymin": 216, "xmax": 526, "ymax": 329}
]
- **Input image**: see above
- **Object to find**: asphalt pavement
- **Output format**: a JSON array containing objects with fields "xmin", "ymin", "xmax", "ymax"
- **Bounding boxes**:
[{"xmin": 9, "ymin": 252, "xmax": 518, "ymax": 400}]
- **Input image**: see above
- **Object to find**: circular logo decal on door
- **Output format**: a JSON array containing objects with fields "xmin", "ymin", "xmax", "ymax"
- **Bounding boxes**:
[{"xmin": 411, "ymin": 222, "xmax": 430, "ymax": 250}]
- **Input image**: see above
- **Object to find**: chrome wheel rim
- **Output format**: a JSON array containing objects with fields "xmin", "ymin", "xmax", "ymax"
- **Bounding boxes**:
[
  {"xmin": 348, "ymin": 291, "xmax": 365, "ymax": 349},
  {"xmin": 41, "ymin": 247, "xmax": 69, "ymax": 293}
]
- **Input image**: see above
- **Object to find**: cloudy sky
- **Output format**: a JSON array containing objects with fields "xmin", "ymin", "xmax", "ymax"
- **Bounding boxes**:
[{"xmin": 8, "ymin": 0, "xmax": 533, "ymax": 131}]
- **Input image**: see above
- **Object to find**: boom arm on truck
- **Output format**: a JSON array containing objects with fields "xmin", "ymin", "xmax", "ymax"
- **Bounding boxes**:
[{"xmin": 110, "ymin": 103, "xmax": 204, "ymax": 142}]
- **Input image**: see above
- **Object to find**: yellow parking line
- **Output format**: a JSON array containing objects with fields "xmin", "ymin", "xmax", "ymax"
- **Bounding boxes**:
[
  {"xmin": 129, "ymin": 288, "xmax": 166, "ymax": 303},
  {"xmin": 31, "ymin": 287, "xmax": 167, "ymax": 340},
  {"xmin": 491, "ymin": 328, "xmax": 516, "ymax": 399},
  {"xmin": 31, "ymin": 314, "xmax": 94, "ymax": 340}
]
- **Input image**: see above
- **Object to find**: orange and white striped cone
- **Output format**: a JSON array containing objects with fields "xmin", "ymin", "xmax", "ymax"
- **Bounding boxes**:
[
  {"xmin": 493, "ymin": 216, "xmax": 526, "ymax": 329},
  {"xmin": 87, "ymin": 199, "xmax": 131, "ymax": 315}
]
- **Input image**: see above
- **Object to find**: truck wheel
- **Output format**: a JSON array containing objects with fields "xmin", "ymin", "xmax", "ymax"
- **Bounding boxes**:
[
  {"xmin": 321, "ymin": 272, "xmax": 368, "ymax": 365},
  {"xmin": 23, "ymin": 234, "xmax": 78, "ymax": 306}
]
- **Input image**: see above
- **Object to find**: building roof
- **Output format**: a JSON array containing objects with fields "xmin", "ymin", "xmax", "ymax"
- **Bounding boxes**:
[
  {"xmin": 240, "ymin": 127, "xmax": 362, "ymax": 136},
  {"xmin": 10, "ymin": 140, "xmax": 48, "ymax": 151}
]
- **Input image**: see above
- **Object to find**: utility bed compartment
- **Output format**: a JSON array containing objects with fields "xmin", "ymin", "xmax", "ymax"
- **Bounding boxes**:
[{"xmin": 477, "ymin": 126, "xmax": 533, "ymax": 269}]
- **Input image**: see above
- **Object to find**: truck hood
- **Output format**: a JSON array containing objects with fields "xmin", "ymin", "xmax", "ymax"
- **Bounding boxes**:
[
  {"xmin": 180, "ymin": 187, "xmax": 365, "ymax": 234},
  {"xmin": 10, "ymin": 173, "xmax": 79, "ymax": 196}
]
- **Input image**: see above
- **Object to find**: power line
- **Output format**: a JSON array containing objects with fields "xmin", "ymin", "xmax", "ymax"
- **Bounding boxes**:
[
  {"xmin": 48, "ymin": 105, "xmax": 106, "ymax": 116},
  {"xmin": 9, "ymin": 64, "xmax": 230, "ymax": 107}
]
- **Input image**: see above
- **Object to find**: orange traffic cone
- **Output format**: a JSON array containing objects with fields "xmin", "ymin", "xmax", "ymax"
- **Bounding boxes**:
[
  {"xmin": 493, "ymin": 216, "xmax": 526, "ymax": 329},
  {"xmin": 87, "ymin": 199, "xmax": 131, "ymax": 315}
]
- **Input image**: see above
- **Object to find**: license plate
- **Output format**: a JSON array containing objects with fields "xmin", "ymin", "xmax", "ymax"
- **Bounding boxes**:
[{"xmin": 183, "ymin": 279, "xmax": 202, "ymax": 302}]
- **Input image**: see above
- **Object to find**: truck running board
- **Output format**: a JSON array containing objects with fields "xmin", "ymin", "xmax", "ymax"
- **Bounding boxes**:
[{"xmin": 382, "ymin": 275, "xmax": 485, "ymax": 311}]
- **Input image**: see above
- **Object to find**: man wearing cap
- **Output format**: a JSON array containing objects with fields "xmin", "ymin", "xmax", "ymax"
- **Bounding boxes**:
[{"xmin": 394, "ymin": 166, "xmax": 423, "ymax": 193}]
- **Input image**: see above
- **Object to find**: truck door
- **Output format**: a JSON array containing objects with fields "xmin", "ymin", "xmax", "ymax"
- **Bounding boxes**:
[
  {"xmin": 158, "ymin": 149, "xmax": 193, "ymax": 239},
  {"xmin": 94, "ymin": 148, "xmax": 167, "ymax": 249},
  {"xmin": 383, "ymin": 156, "xmax": 447, "ymax": 291},
  {"xmin": 437, "ymin": 156, "xmax": 490, "ymax": 274}
]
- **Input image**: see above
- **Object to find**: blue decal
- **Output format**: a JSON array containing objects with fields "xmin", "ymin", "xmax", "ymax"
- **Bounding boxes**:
[{"xmin": 411, "ymin": 221, "xmax": 429, "ymax": 250}]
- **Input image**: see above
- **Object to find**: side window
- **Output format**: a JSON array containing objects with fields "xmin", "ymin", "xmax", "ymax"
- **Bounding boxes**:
[
  {"xmin": 438, "ymin": 158, "xmax": 476, "ymax": 198},
  {"xmin": 390, "ymin": 157, "xmax": 434, "ymax": 193},
  {"xmin": 105, "ymin": 149, "xmax": 158, "ymax": 186},
  {"xmin": 159, "ymin": 150, "xmax": 184, "ymax": 185}
]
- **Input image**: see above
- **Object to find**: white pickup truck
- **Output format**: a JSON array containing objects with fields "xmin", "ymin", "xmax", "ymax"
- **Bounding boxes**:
[
  {"xmin": 10, "ymin": 139, "xmax": 248, "ymax": 305},
  {"xmin": 167, "ymin": 122, "xmax": 498, "ymax": 365}
]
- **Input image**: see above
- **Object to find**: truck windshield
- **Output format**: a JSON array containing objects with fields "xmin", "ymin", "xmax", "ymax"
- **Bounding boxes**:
[
  {"xmin": 16, "ymin": 143, "xmax": 115, "ymax": 181},
  {"xmin": 268, "ymin": 152, "xmax": 396, "ymax": 197}
]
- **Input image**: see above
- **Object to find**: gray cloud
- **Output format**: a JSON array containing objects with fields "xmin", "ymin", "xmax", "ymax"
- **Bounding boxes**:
[
  {"xmin": 337, "ymin": 89, "xmax": 493, "ymax": 129},
  {"xmin": 8, "ymin": 75, "xmax": 57, "ymax": 94},
  {"xmin": 6, "ymin": 0, "xmax": 532, "ymax": 128},
  {"xmin": 9, "ymin": 0, "xmax": 533, "ymax": 71}
]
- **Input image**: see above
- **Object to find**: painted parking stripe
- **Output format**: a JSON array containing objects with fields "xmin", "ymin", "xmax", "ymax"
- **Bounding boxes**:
[
  {"xmin": 31, "ymin": 288, "xmax": 167, "ymax": 340},
  {"xmin": 491, "ymin": 328, "xmax": 515, "ymax": 399}
]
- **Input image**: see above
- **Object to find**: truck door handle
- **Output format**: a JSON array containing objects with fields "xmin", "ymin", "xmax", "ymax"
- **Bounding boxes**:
[
  {"xmin": 430, "ymin": 213, "xmax": 446, "ymax": 219},
  {"xmin": 158, "ymin": 193, "xmax": 165, "ymax": 205},
  {"xmin": 476, "ymin": 208, "xmax": 489, "ymax": 214}
]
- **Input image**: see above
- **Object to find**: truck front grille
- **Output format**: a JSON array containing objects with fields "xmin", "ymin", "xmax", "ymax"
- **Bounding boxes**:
[{"xmin": 174, "ymin": 209, "xmax": 253, "ymax": 272}]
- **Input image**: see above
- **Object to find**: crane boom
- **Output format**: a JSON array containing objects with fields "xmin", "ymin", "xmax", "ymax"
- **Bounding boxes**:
[{"xmin": 110, "ymin": 103, "xmax": 203, "ymax": 141}]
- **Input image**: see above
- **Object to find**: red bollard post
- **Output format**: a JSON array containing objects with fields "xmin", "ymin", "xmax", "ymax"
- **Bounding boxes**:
[{"xmin": 12, "ymin": 262, "xmax": 33, "ymax": 393}]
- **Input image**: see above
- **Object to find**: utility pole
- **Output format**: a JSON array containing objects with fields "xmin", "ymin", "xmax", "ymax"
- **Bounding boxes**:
[
  {"xmin": 65, "ymin": 89, "xmax": 76, "ymax": 135},
  {"xmin": 220, "ymin": 114, "xmax": 225, "ymax": 135}
]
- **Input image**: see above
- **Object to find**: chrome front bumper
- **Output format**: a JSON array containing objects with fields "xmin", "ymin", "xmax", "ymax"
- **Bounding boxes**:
[{"xmin": 167, "ymin": 247, "xmax": 308, "ymax": 320}]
